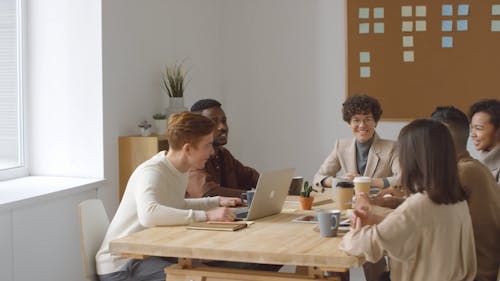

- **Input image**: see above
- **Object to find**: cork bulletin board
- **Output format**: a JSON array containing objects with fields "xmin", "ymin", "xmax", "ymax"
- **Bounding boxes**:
[{"xmin": 347, "ymin": 1, "xmax": 500, "ymax": 120}]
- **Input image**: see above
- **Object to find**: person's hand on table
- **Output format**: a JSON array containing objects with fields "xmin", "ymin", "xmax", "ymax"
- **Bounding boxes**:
[
  {"xmin": 370, "ymin": 187, "xmax": 405, "ymax": 209},
  {"xmin": 219, "ymin": 196, "xmax": 242, "ymax": 207},
  {"xmin": 206, "ymin": 207, "xmax": 236, "ymax": 222},
  {"xmin": 343, "ymin": 173, "xmax": 360, "ymax": 182}
]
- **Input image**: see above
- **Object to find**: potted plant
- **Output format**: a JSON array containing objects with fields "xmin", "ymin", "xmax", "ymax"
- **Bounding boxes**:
[
  {"xmin": 153, "ymin": 113, "xmax": 167, "ymax": 135},
  {"xmin": 161, "ymin": 61, "xmax": 189, "ymax": 116},
  {"xmin": 138, "ymin": 120, "xmax": 152, "ymax": 137},
  {"xmin": 299, "ymin": 181, "xmax": 317, "ymax": 210}
]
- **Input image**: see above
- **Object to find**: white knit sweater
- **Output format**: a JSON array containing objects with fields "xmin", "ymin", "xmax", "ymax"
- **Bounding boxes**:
[{"xmin": 96, "ymin": 151, "xmax": 220, "ymax": 275}]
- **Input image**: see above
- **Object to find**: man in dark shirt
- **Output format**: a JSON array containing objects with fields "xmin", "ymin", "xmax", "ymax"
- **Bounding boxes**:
[{"xmin": 186, "ymin": 99, "xmax": 259, "ymax": 198}]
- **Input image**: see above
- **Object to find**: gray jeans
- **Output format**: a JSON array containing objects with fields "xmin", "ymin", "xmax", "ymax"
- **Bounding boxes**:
[{"xmin": 99, "ymin": 257, "xmax": 176, "ymax": 281}]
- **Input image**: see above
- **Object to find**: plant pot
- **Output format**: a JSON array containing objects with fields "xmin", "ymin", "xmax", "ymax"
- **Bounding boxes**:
[
  {"xmin": 165, "ymin": 97, "xmax": 188, "ymax": 117},
  {"xmin": 299, "ymin": 196, "xmax": 314, "ymax": 210},
  {"xmin": 140, "ymin": 127, "xmax": 151, "ymax": 137},
  {"xmin": 154, "ymin": 119, "xmax": 167, "ymax": 135}
]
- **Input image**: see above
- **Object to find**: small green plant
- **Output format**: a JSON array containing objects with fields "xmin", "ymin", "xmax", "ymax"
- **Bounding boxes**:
[
  {"xmin": 152, "ymin": 113, "xmax": 167, "ymax": 120},
  {"xmin": 138, "ymin": 120, "xmax": 152, "ymax": 129},
  {"xmin": 300, "ymin": 181, "xmax": 317, "ymax": 197},
  {"xmin": 161, "ymin": 60, "xmax": 189, "ymax": 98}
]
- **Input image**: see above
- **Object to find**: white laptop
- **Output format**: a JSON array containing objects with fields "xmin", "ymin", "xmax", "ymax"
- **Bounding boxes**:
[{"xmin": 235, "ymin": 168, "xmax": 295, "ymax": 221}]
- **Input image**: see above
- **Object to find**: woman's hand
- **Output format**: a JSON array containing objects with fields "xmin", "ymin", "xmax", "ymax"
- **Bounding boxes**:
[{"xmin": 219, "ymin": 197, "xmax": 242, "ymax": 207}]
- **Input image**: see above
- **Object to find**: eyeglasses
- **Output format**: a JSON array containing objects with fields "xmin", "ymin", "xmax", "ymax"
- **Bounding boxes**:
[{"xmin": 350, "ymin": 118, "xmax": 375, "ymax": 126}]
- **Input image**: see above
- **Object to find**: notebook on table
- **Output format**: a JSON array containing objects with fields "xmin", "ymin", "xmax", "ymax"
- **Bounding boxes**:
[{"xmin": 235, "ymin": 168, "xmax": 295, "ymax": 221}]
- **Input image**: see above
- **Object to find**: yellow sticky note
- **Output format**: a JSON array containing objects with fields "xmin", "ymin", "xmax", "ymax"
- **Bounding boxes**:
[
  {"xmin": 360, "ymin": 66, "xmax": 371, "ymax": 78},
  {"xmin": 374, "ymin": 22, "xmax": 384, "ymax": 34},
  {"xmin": 373, "ymin": 7, "xmax": 384, "ymax": 19},
  {"xmin": 403, "ymin": 51, "xmax": 414, "ymax": 62},
  {"xmin": 415, "ymin": 20, "xmax": 426, "ymax": 32},
  {"xmin": 359, "ymin": 52, "xmax": 370, "ymax": 63},
  {"xmin": 402, "ymin": 6, "xmax": 412, "ymax": 17},
  {"xmin": 403, "ymin": 36, "xmax": 414, "ymax": 47},
  {"xmin": 359, "ymin": 8, "xmax": 370, "ymax": 19},
  {"xmin": 416, "ymin": 6, "xmax": 427, "ymax": 17},
  {"xmin": 359, "ymin": 23, "xmax": 370, "ymax": 34},
  {"xmin": 402, "ymin": 21, "xmax": 413, "ymax": 32}
]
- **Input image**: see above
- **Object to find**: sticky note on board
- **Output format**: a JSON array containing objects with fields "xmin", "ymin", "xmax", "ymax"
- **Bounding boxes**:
[
  {"xmin": 457, "ymin": 20, "xmax": 468, "ymax": 31},
  {"xmin": 402, "ymin": 6, "xmax": 412, "ymax": 17},
  {"xmin": 403, "ymin": 36, "xmax": 414, "ymax": 47},
  {"xmin": 442, "ymin": 4, "xmax": 453, "ymax": 16},
  {"xmin": 359, "ymin": 52, "xmax": 370, "ymax": 63},
  {"xmin": 359, "ymin": 23, "xmax": 370, "ymax": 34},
  {"xmin": 458, "ymin": 4, "xmax": 469, "ymax": 16},
  {"xmin": 442, "ymin": 36, "xmax": 453, "ymax": 48},
  {"xmin": 373, "ymin": 8, "xmax": 384, "ymax": 19},
  {"xmin": 402, "ymin": 21, "xmax": 413, "ymax": 32},
  {"xmin": 360, "ymin": 66, "xmax": 371, "ymax": 78},
  {"xmin": 416, "ymin": 20, "xmax": 427, "ymax": 32},
  {"xmin": 374, "ymin": 22, "xmax": 384, "ymax": 33},
  {"xmin": 403, "ymin": 51, "xmax": 414, "ymax": 62},
  {"xmin": 359, "ymin": 8, "xmax": 370, "ymax": 19},
  {"xmin": 416, "ymin": 6, "xmax": 427, "ymax": 17},
  {"xmin": 492, "ymin": 5, "xmax": 500, "ymax": 16},
  {"xmin": 492, "ymin": 20, "xmax": 500, "ymax": 32},
  {"xmin": 442, "ymin": 20, "xmax": 453, "ymax": 32}
]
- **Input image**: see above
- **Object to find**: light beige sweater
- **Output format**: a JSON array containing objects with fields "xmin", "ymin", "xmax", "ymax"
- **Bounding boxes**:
[
  {"xmin": 96, "ymin": 151, "xmax": 220, "ymax": 275},
  {"xmin": 340, "ymin": 192, "xmax": 476, "ymax": 281}
]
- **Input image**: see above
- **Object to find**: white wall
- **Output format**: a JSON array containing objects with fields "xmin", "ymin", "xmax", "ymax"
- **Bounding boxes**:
[
  {"xmin": 102, "ymin": 0, "xmax": 224, "ymax": 213},
  {"xmin": 27, "ymin": 0, "xmax": 103, "ymax": 179}
]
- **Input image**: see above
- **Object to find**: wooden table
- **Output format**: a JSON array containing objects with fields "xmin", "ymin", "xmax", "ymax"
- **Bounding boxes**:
[{"xmin": 110, "ymin": 193, "xmax": 361, "ymax": 281}]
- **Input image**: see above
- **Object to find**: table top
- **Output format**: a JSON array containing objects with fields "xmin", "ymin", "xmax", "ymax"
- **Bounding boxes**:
[{"xmin": 110, "ymin": 192, "xmax": 361, "ymax": 269}]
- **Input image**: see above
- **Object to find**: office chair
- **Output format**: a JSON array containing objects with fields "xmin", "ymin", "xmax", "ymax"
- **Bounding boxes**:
[{"xmin": 78, "ymin": 199, "xmax": 110, "ymax": 281}]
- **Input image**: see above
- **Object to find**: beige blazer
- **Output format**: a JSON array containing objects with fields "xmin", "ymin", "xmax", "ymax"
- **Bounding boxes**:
[{"xmin": 313, "ymin": 133, "xmax": 400, "ymax": 187}]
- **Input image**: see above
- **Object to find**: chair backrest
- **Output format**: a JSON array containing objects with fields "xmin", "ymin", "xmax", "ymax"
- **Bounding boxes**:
[{"xmin": 78, "ymin": 199, "xmax": 110, "ymax": 281}]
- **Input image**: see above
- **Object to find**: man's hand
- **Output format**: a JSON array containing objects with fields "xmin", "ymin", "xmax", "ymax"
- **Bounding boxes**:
[
  {"xmin": 206, "ymin": 207, "xmax": 236, "ymax": 222},
  {"xmin": 219, "ymin": 196, "xmax": 242, "ymax": 207},
  {"xmin": 343, "ymin": 173, "xmax": 360, "ymax": 182}
]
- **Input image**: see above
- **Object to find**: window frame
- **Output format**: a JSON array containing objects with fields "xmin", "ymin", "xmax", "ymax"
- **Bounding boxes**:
[{"xmin": 0, "ymin": 0, "xmax": 28, "ymax": 181}]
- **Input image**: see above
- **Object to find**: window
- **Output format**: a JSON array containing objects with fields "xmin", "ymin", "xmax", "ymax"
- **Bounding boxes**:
[{"xmin": 0, "ymin": 0, "xmax": 26, "ymax": 179}]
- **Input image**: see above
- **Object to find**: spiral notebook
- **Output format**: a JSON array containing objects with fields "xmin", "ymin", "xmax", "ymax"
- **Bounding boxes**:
[{"xmin": 187, "ymin": 221, "xmax": 247, "ymax": 231}]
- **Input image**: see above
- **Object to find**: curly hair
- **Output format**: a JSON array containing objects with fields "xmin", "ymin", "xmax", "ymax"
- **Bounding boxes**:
[
  {"xmin": 342, "ymin": 94, "xmax": 383, "ymax": 123},
  {"xmin": 468, "ymin": 99, "xmax": 500, "ymax": 129}
]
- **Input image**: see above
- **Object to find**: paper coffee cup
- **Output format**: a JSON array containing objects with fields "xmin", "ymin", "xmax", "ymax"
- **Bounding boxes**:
[
  {"xmin": 335, "ymin": 181, "xmax": 354, "ymax": 210},
  {"xmin": 353, "ymin": 176, "xmax": 371, "ymax": 195}
]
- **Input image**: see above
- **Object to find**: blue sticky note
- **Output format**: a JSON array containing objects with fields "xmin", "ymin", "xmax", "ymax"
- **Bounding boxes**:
[
  {"xmin": 458, "ymin": 4, "xmax": 469, "ymax": 16},
  {"xmin": 442, "ymin": 4, "xmax": 453, "ymax": 16},
  {"xmin": 442, "ymin": 36, "xmax": 453, "ymax": 48},
  {"xmin": 442, "ymin": 20, "xmax": 453, "ymax": 32},
  {"xmin": 457, "ymin": 20, "xmax": 468, "ymax": 31}
]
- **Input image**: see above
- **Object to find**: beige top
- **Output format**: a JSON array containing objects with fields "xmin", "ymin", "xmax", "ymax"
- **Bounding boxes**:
[
  {"xmin": 478, "ymin": 144, "xmax": 500, "ymax": 184},
  {"xmin": 458, "ymin": 153, "xmax": 500, "ymax": 281},
  {"xmin": 313, "ymin": 134, "xmax": 400, "ymax": 187},
  {"xmin": 96, "ymin": 152, "xmax": 220, "ymax": 275},
  {"xmin": 340, "ymin": 192, "xmax": 476, "ymax": 281}
]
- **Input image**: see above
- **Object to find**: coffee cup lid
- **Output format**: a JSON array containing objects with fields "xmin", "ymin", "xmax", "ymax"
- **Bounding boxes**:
[
  {"xmin": 353, "ymin": 176, "xmax": 371, "ymax": 183},
  {"xmin": 336, "ymin": 181, "xmax": 354, "ymax": 188}
]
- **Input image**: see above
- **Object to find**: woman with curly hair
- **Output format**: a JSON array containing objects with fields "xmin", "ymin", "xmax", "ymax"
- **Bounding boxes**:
[
  {"xmin": 313, "ymin": 94, "xmax": 400, "ymax": 281},
  {"xmin": 469, "ymin": 99, "xmax": 500, "ymax": 184},
  {"xmin": 313, "ymin": 94, "xmax": 400, "ymax": 189}
]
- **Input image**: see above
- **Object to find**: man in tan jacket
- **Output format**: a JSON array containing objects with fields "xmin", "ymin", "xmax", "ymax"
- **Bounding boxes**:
[{"xmin": 431, "ymin": 106, "xmax": 500, "ymax": 281}]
